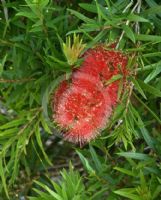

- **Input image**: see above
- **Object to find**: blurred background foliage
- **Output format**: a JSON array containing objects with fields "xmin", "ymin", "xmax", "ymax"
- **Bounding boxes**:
[{"xmin": 0, "ymin": 0, "xmax": 161, "ymax": 199}]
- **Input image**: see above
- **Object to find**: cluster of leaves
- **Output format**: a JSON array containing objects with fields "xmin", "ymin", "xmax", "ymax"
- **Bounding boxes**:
[{"xmin": 0, "ymin": 0, "xmax": 161, "ymax": 199}]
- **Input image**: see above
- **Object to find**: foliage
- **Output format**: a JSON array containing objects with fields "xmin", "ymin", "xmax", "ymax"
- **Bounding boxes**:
[
  {"xmin": 0, "ymin": 0, "xmax": 161, "ymax": 199},
  {"xmin": 29, "ymin": 163, "xmax": 86, "ymax": 200}
]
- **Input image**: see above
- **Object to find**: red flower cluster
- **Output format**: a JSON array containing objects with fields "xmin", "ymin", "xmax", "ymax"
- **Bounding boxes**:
[{"xmin": 52, "ymin": 45, "xmax": 128, "ymax": 144}]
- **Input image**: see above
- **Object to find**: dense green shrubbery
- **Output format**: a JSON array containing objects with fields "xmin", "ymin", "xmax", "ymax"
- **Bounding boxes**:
[{"xmin": 0, "ymin": 0, "xmax": 161, "ymax": 199}]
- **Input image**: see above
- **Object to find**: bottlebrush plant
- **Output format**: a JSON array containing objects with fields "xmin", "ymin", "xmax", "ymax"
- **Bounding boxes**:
[
  {"xmin": 52, "ymin": 39, "xmax": 129, "ymax": 144},
  {"xmin": 0, "ymin": 0, "xmax": 161, "ymax": 200}
]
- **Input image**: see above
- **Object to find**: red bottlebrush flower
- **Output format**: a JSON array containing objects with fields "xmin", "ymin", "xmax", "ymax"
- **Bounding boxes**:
[
  {"xmin": 54, "ymin": 83, "xmax": 112, "ymax": 144},
  {"xmin": 52, "ymin": 45, "xmax": 128, "ymax": 144},
  {"xmin": 53, "ymin": 80, "xmax": 69, "ymax": 110}
]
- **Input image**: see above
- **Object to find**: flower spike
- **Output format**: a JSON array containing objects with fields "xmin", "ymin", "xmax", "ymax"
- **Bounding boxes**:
[{"xmin": 63, "ymin": 34, "xmax": 86, "ymax": 65}]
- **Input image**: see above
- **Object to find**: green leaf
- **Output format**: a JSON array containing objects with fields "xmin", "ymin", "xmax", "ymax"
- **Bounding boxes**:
[
  {"xmin": 144, "ymin": 0, "xmax": 161, "ymax": 18},
  {"xmin": 114, "ymin": 188, "xmax": 142, "ymax": 200},
  {"xmin": 131, "ymin": 77, "xmax": 147, "ymax": 99},
  {"xmin": 0, "ymin": 157, "xmax": 9, "ymax": 199},
  {"xmin": 34, "ymin": 181, "xmax": 63, "ymax": 200},
  {"xmin": 85, "ymin": 30, "xmax": 108, "ymax": 49},
  {"xmin": 114, "ymin": 167, "xmax": 136, "ymax": 177},
  {"xmin": 135, "ymin": 34, "xmax": 161, "ymax": 42},
  {"xmin": 0, "ymin": 118, "xmax": 26, "ymax": 130},
  {"xmin": 143, "ymin": 52, "xmax": 161, "ymax": 58},
  {"xmin": 143, "ymin": 5, "xmax": 161, "ymax": 15},
  {"xmin": 144, "ymin": 64, "xmax": 161, "ymax": 83},
  {"xmin": 48, "ymin": 55, "xmax": 69, "ymax": 67},
  {"xmin": 140, "ymin": 126, "xmax": 155, "ymax": 149},
  {"xmin": 152, "ymin": 185, "xmax": 161, "ymax": 199},
  {"xmin": 131, "ymin": 105, "xmax": 155, "ymax": 149},
  {"xmin": 137, "ymin": 61, "xmax": 161, "ymax": 72},
  {"xmin": 126, "ymin": 13, "xmax": 149, "ymax": 22},
  {"xmin": 16, "ymin": 11, "xmax": 37, "ymax": 21},
  {"xmin": 117, "ymin": 152, "xmax": 151, "ymax": 161},
  {"xmin": 40, "ymin": 115, "xmax": 52, "ymax": 134},
  {"xmin": 76, "ymin": 150, "xmax": 95, "ymax": 174},
  {"xmin": 133, "ymin": 93, "xmax": 161, "ymax": 124},
  {"xmin": 79, "ymin": 3, "xmax": 97, "ymax": 13},
  {"xmin": 31, "ymin": 188, "xmax": 57, "ymax": 200},
  {"xmin": 35, "ymin": 123, "xmax": 52, "ymax": 165},
  {"xmin": 68, "ymin": 9, "xmax": 94, "ymax": 23},
  {"xmin": 39, "ymin": 0, "xmax": 49, "ymax": 9},
  {"xmin": 122, "ymin": 25, "xmax": 136, "ymax": 43},
  {"xmin": 42, "ymin": 76, "xmax": 65, "ymax": 121},
  {"xmin": 105, "ymin": 74, "xmax": 122, "ymax": 85},
  {"xmin": 30, "ymin": 195, "xmax": 54, "ymax": 200},
  {"xmin": 0, "ymin": 128, "xmax": 19, "ymax": 139},
  {"xmin": 89, "ymin": 145, "xmax": 102, "ymax": 172},
  {"xmin": 137, "ymin": 79, "xmax": 161, "ymax": 97}
]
